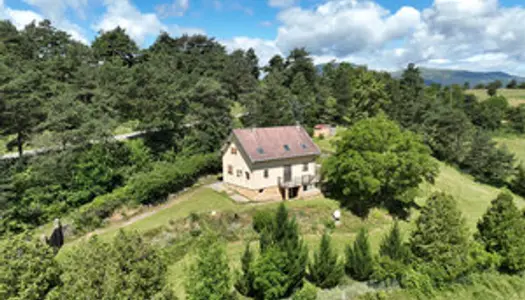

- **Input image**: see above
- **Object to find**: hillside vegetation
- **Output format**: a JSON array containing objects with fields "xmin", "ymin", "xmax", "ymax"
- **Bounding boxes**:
[{"xmin": 467, "ymin": 89, "xmax": 525, "ymax": 106}]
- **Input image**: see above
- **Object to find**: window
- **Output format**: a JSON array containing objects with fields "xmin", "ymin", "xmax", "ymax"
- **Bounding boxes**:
[
  {"xmin": 283, "ymin": 144, "xmax": 290, "ymax": 151},
  {"xmin": 303, "ymin": 185, "xmax": 308, "ymax": 191},
  {"xmin": 259, "ymin": 189, "xmax": 264, "ymax": 193},
  {"xmin": 227, "ymin": 165, "xmax": 233, "ymax": 175},
  {"xmin": 246, "ymin": 172, "xmax": 250, "ymax": 180},
  {"xmin": 231, "ymin": 147, "xmax": 237, "ymax": 155},
  {"xmin": 237, "ymin": 170, "xmax": 242, "ymax": 177},
  {"xmin": 257, "ymin": 147, "xmax": 264, "ymax": 154},
  {"xmin": 303, "ymin": 163, "xmax": 309, "ymax": 172},
  {"xmin": 301, "ymin": 143, "xmax": 308, "ymax": 149},
  {"xmin": 264, "ymin": 169, "xmax": 269, "ymax": 178}
]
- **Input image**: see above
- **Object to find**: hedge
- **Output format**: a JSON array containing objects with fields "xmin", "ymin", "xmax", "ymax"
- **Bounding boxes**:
[{"xmin": 73, "ymin": 153, "xmax": 220, "ymax": 232}]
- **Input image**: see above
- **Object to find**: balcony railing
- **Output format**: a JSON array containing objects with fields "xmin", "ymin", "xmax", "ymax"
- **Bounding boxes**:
[{"xmin": 278, "ymin": 174, "xmax": 320, "ymax": 188}]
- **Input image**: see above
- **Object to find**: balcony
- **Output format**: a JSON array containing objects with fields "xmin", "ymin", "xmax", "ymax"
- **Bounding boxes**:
[{"xmin": 278, "ymin": 174, "xmax": 320, "ymax": 188}]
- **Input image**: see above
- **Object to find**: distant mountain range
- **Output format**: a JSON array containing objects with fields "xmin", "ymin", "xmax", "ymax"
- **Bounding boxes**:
[
  {"xmin": 316, "ymin": 63, "xmax": 525, "ymax": 86},
  {"xmin": 391, "ymin": 68, "xmax": 525, "ymax": 86}
]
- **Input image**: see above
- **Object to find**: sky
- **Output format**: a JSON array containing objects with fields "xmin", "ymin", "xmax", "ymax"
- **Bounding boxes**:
[{"xmin": 2, "ymin": 0, "xmax": 525, "ymax": 75}]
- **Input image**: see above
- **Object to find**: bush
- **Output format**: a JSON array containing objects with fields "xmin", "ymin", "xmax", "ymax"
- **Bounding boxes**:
[
  {"xmin": 252, "ymin": 210, "xmax": 274, "ymax": 234},
  {"xmin": 73, "ymin": 154, "xmax": 220, "ymax": 232},
  {"xmin": 127, "ymin": 154, "xmax": 219, "ymax": 205},
  {"xmin": 292, "ymin": 282, "xmax": 318, "ymax": 300}
]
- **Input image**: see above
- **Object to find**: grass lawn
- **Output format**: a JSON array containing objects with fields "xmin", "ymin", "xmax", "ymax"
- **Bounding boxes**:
[{"xmin": 466, "ymin": 89, "xmax": 525, "ymax": 106}]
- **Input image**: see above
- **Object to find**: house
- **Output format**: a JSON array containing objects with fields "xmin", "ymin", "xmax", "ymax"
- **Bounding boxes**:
[
  {"xmin": 313, "ymin": 124, "xmax": 336, "ymax": 138},
  {"xmin": 222, "ymin": 126, "xmax": 322, "ymax": 201}
]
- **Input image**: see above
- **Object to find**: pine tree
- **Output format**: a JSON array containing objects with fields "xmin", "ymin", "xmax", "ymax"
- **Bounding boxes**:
[
  {"xmin": 345, "ymin": 228, "xmax": 374, "ymax": 281},
  {"xmin": 235, "ymin": 243, "xmax": 255, "ymax": 297},
  {"xmin": 510, "ymin": 164, "xmax": 525, "ymax": 197},
  {"xmin": 409, "ymin": 193, "xmax": 470, "ymax": 284},
  {"xmin": 307, "ymin": 232, "xmax": 344, "ymax": 289},
  {"xmin": 379, "ymin": 221, "xmax": 408, "ymax": 262},
  {"xmin": 186, "ymin": 234, "xmax": 232, "ymax": 300},
  {"xmin": 253, "ymin": 203, "xmax": 308, "ymax": 298},
  {"xmin": 477, "ymin": 192, "xmax": 525, "ymax": 273}
]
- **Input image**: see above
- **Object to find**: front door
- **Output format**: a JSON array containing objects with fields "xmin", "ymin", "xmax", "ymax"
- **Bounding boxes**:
[{"xmin": 283, "ymin": 165, "xmax": 292, "ymax": 182}]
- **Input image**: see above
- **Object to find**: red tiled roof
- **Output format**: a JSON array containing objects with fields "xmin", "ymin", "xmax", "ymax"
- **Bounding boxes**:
[
  {"xmin": 232, "ymin": 126, "xmax": 321, "ymax": 163},
  {"xmin": 315, "ymin": 124, "xmax": 330, "ymax": 129}
]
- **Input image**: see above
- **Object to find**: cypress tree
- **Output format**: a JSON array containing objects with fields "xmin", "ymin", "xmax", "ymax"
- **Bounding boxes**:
[
  {"xmin": 345, "ymin": 228, "xmax": 374, "ymax": 281},
  {"xmin": 477, "ymin": 192, "xmax": 525, "ymax": 273},
  {"xmin": 186, "ymin": 234, "xmax": 232, "ymax": 300},
  {"xmin": 379, "ymin": 221, "xmax": 408, "ymax": 261},
  {"xmin": 235, "ymin": 243, "xmax": 255, "ymax": 297},
  {"xmin": 254, "ymin": 203, "xmax": 308, "ymax": 298},
  {"xmin": 409, "ymin": 193, "xmax": 470, "ymax": 284},
  {"xmin": 510, "ymin": 164, "xmax": 525, "ymax": 197},
  {"xmin": 307, "ymin": 232, "xmax": 344, "ymax": 289}
]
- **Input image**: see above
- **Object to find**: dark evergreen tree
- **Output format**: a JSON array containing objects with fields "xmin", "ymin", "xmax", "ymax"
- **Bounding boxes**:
[
  {"xmin": 510, "ymin": 164, "xmax": 525, "ymax": 197},
  {"xmin": 477, "ymin": 192, "xmax": 525, "ymax": 273},
  {"xmin": 462, "ymin": 131, "xmax": 515, "ymax": 186},
  {"xmin": 345, "ymin": 228, "xmax": 374, "ymax": 281},
  {"xmin": 91, "ymin": 27, "xmax": 139, "ymax": 63},
  {"xmin": 187, "ymin": 233, "xmax": 232, "ymax": 300},
  {"xmin": 307, "ymin": 232, "xmax": 344, "ymax": 289},
  {"xmin": 379, "ymin": 221, "xmax": 408, "ymax": 261},
  {"xmin": 235, "ymin": 243, "xmax": 255, "ymax": 297},
  {"xmin": 410, "ymin": 193, "xmax": 470, "ymax": 285}
]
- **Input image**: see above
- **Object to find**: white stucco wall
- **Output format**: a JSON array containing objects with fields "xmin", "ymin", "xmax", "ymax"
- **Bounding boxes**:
[{"xmin": 222, "ymin": 138, "xmax": 318, "ymax": 190}]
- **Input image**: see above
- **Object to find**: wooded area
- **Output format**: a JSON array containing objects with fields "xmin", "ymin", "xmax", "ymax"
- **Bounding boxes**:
[{"xmin": 1, "ymin": 19, "xmax": 525, "ymax": 299}]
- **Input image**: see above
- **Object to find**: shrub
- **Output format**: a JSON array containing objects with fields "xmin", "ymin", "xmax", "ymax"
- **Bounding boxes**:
[
  {"xmin": 127, "ymin": 154, "xmax": 219, "ymax": 205},
  {"xmin": 252, "ymin": 210, "xmax": 274, "ymax": 233},
  {"xmin": 292, "ymin": 282, "xmax": 318, "ymax": 300},
  {"xmin": 73, "ymin": 154, "xmax": 219, "ymax": 232}
]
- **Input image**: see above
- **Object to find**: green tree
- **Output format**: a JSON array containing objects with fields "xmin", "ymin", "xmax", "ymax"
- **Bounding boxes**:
[
  {"xmin": 307, "ymin": 232, "xmax": 344, "ymax": 289},
  {"xmin": 290, "ymin": 72, "xmax": 316, "ymax": 127},
  {"xmin": 57, "ymin": 231, "xmax": 174, "ymax": 299},
  {"xmin": 507, "ymin": 79, "xmax": 518, "ymax": 89},
  {"xmin": 510, "ymin": 164, "xmax": 525, "ymax": 197},
  {"xmin": 345, "ymin": 228, "xmax": 374, "ymax": 281},
  {"xmin": 344, "ymin": 68, "xmax": 388, "ymax": 125},
  {"xmin": 253, "ymin": 204, "xmax": 308, "ymax": 298},
  {"xmin": 235, "ymin": 243, "xmax": 255, "ymax": 297},
  {"xmin": 91, "ymin": 27, "xmax": 139, "ymax": 63},
  {"xmin": 323, "ymin": 114, "xmax": 437, "ymax": 217},
  {"xmin": 246, "ymin": 48, "xmax": 260, "ymax": 79},
  {"xmin": 285, "ymin": 48, "xmax": 317, "ymax": 88},
  {"xmin": 462, "ymin": 131, "xmax": 515, "ymax": 186},
  {"xmin": 390, "ymin": 63, "xmax": 429, "ymax": 129},
  {"xmin": 472, "ymin": 96, "xmax": 509, "ymax": 130},
  {"xmin": 508, "ymin": 104, "xmax": 525, "ymax": 133},
  {"xmin": 179, "ymin": 78, "xmax": 232, "ymax": 154},
  {"xmin": 245, "ymin": 71, "xmax": 295, "ymax": 127},
  {"xmin": 477, "ymin": 192, "xmax": 525, "ymax": 273},
  {"xmin": 252, "ymin": 247, "xmax": 289, "ymax": 300},
  {"xmin": 379, "ymin": 221, "xmax": 408, "ymax": 261},
  {"xmin": 186, "ymin": 234, "xmax": 232, "ymax": 300},
  {"xmin": 0, "ymin": 233, "xmax": 61, "ymax": 300},
  {"xmin": 409, "ymin": 193, "xmax": 471, "ymax": 285}
]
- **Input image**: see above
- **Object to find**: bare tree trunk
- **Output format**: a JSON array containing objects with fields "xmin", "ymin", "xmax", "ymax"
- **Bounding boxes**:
[{"xmin": 17, "ymin": 132, "xmax": 23, "ymax": 158}]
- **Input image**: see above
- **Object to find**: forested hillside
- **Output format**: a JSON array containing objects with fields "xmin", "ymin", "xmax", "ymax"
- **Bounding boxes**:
[{"xmin": 1, "ymin": 19, "xmax": 525, "ymax": 300}]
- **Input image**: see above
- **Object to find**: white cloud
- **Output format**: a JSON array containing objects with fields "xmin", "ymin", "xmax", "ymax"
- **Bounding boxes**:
[
  {"xmin": 156, "ymin": 0, "xmax": 190, "ymax": 18},
  {"xmin": 268, "ymin": 0, "xmax": 297, "ymax": 8},
  {"xmin": 226, "ymin": 0, "xmax": 523, "ymax": 75},
  {"xmin": 222, "ymin": 37, "xmax": 282, "ymax": 66},
  {"xmin": 0, "ymin": 0, "xmax": 43, "ymax": 30},
  {"xmin": 275, "ymin": 1, "xmax": 421, "ymax": 57},
  {"xmin": 95, "ymin": 0, "xmax": 166, "ymax": 45}
]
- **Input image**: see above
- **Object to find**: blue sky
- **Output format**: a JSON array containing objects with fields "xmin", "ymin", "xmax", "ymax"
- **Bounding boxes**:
[{"xmin": 2, "ymin": 0, "xmax": 525, "ymax": 75}]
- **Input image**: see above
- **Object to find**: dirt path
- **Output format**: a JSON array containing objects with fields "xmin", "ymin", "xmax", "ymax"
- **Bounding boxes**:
[{"xmin": 84, "ymin": 187, "xmax": 200, "ymax": 239}]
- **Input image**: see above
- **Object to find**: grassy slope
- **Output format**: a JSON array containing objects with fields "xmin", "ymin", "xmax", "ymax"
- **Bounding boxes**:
[
  {"xmin": 466, "ymin": 89, "xmax": 525, "ymax": 106},
  {"xmin": 495, "ymin": 135, "xmax": 525, "ymax": 164}
]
